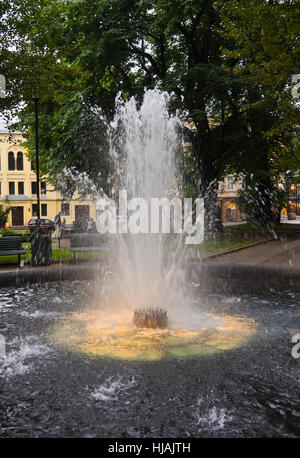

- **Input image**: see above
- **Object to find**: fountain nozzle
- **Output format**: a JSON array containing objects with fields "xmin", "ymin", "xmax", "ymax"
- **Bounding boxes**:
[{"xmin": 133, "ymin": 307, "xmax": 168, "ymax": 329}]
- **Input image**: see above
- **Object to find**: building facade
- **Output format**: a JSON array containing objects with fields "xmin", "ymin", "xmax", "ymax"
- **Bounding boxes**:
[
  {"xmin": 2, "ymin": 127, "xmax": 290, "ymax": 226},
  {"xmin": 0, "ymin": 129, "xmax": 96, "ymax": 228},
  {"xmin": 286, "ymin": 182, "xmax": 300, "ymax": 215},
  {"xmin": 218, "ymin": 175, "xmax": 245, "ymax": 223}
]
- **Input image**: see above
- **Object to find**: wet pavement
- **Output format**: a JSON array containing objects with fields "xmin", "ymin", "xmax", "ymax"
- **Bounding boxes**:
[{"xmin": 205, "ymin": 232, "xmax": 300, "ymax": 269}]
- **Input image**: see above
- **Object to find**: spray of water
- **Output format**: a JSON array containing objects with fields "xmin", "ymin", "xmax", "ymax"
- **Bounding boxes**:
[
  {"xmin": 38, "ymin": 90, "xmax": 258, "ymax": 360},
  {"xmin": 106, "ymin": 89, "xmax": 187, "ymax": 319}
]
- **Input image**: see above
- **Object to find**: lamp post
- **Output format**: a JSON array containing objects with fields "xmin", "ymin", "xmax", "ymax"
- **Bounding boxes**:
[
  {"xmin": 285, "ymin": 175, "xmax": 290, "ymax": 216},
  {"xmin": 32, "ymin": 87, "xmax": 40, "ymax": 221},
  {"xmin": 30, "ymin": 86, "xmax": 51, "ymax": 266}
]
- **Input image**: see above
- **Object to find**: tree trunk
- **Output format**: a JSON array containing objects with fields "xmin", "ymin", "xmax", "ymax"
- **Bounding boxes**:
[
  {"xmin": 194, "ymin": 136, "xmax": 223, "ymax": 235},
  {"xmin": 201, "ymin": 178, "xmax": 223, "ymax": 235}
]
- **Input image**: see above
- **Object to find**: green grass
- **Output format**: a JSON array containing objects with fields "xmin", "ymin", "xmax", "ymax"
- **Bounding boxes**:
[
  {"xmin": 224, "ymin": 222, "xmax": 284, "ymax": 235},
  {"xmin": 0, "ymin": 246, "xmax": 110, "ymax": 266},
  {"xmin": 0, "ymin": 253, "xmax": 29, "ymax": 265},
  {"xmin": 0, "ymin": 233, "xmax": 272, "ymax": 266},
  {"xmin": 224, "ymin": 223, "xmax": 256, "ymax": 233},
  {"xmin": 190, "ymin": 237, "xmax": 262, "ymax": 256},
  {"xmin": 51, "ymin": 247, "xmax": 110, "ymax": 261}
]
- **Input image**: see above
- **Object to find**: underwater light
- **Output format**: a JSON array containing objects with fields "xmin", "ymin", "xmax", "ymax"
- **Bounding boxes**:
[{"xmin": 47, "ymin": 309, "xmax": 257, "ymax": 361}]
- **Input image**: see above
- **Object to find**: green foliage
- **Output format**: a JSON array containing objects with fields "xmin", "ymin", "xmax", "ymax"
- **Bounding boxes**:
[
  {"xmin": 0, "ymin": 225, "xmax": 17, "ymax": 235},
  {"xmin": 1, "ymin": 1, "xmax": 247, "ymax": 190},
  {"xmin": 0, "ymin": 206, "xmax": 12, "ymax": 229},
  {"xmin": 1, "ymin": 0, "xmax": 299, "ymax": 229},
  {"xmin": 221, "ymin": 0, "xmax": 300, "ymax": 179},
  {"xmin": 236, "ymin": 183, "xmax": 286, "ymax": 228}
]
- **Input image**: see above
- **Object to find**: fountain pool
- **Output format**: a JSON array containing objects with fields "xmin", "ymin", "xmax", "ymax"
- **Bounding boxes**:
[
  {"xmin": 47, "ymin": 306, "xmax": 256, "ymax": 361},
  {"xmin": 0, "ymin": 90, "xmax": 298, "ymax": 438},
  {"xmin": 0, "ymin": 279, "xmax": 299, "ymax": 438}
]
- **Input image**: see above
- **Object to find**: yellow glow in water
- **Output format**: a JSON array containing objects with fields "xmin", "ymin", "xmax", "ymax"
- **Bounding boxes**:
[{"xmin": 47, "ymin": 308, "xmax": 257, "ymax": 361}]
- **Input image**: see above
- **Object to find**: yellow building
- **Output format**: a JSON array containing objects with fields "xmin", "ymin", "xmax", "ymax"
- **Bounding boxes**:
[
  {"xmin": 0, "ymin": 127, "xmax": 96, "ymax": 228},
  {"xmin": 218, "ymin": 175, "xmax": 244, "ymax": 223}
]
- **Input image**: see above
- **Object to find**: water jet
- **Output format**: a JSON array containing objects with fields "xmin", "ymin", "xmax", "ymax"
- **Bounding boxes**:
[{"xmin": 133, "ymin": 307, "xmax": 168, "ymax": 329}]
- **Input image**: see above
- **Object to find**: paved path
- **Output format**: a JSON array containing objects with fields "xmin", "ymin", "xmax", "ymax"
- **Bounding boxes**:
[
  {"xmin": 52, "ymin": 238, "xmax": 70, "ymax": 248},
  {"xmin": 204, "ymin": 232, "xmax": 300, "ymax": 268}
]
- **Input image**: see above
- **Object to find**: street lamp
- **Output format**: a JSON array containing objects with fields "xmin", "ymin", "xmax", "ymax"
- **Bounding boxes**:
[
  {"xmin": 30, "ymin": 85, "xmax": 52, "ymax": 266},
  {"xmin": 32, "ymin": 86, "xmax": 40, "ymax": 221}
]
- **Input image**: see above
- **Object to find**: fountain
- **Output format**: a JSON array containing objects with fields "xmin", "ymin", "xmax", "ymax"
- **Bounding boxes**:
[
  {"xmin": 0, "ymin": 90, "xmax": 299, "ymax": 438},
  {"xmin": 47, "ymin": 90, "xmax": 256, "ymax": 360},
  {"xmin": 106, "ymin": 89, "xmax": 185, "ymax": 323}
]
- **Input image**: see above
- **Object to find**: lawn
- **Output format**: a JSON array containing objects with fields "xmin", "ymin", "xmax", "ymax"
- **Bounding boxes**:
[
  {"xmin": 0, "ymin": 230, "xmax": 274, "ymax": 266},
  {"xmin": 0, "ymin": 247, "xmax": 110, "ymax": 266},
  {"xmin": 189, "ymin": 236, "xmax": 264, "ymax": 256},
  {"xmin": 185, "ymin": 223, "xmax": 274, "ymax": 256}
]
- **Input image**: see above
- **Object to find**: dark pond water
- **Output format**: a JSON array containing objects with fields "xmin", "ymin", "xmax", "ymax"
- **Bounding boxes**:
[{"xmin": 0, "ymin": 279, "xmax": 299, "ymax": 438}]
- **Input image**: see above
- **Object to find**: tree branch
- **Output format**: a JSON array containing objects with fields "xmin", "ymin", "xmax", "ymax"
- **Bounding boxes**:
[{"xmin": 128, "ymin": 44, "xmax": 162, "ymax": 78}]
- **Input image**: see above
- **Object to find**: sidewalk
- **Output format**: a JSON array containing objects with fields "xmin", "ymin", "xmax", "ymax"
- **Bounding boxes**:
[
  {"xmin": 204, "ymin": 232, "xmax": 300, "ymax": 268},
  {"xmin": 281, "ymin": 215, "xmax": 300, "ymax": 225}
]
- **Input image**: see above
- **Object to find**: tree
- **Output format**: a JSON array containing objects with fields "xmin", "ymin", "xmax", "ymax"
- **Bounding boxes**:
[
  {"xmin": 1, "ymin": 0, "xmax": 299, "ymax": 231},
  {"xmin": 221, "ymin": 0, "xmax": 300, "ymax": 222},
  {"xmin": 0, "ymin": 0, "xmax": 249, "ymax": 232},
  {"xmin": 236, "ymin": 182, "xmax": 286, "ymax": 228}
]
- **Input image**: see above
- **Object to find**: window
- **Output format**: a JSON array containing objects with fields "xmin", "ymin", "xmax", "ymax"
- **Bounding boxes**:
[
  {"xmin": 31, "ymin": 161, "xmax": 35, "ymax": 171},
  {"xmin": 8, "ymin": 152, "xmax": 15, "ymax": 171},
  {"xmin": 41, "ymin": 182, "xmax": 47, "ymax": 194},
  {"xmin": 18, "ymin": 182, "xmax": 24, "ymax": 195},
  {"xmin": 289, "ymin": 184, "xmax": 300, "ymax": 198},
  {"xmin": 32, "ymin": 204, "xmax": 38, "ymax": 217},
  {"xmin": 9, "ymin": 182, "xmax": 15, "ymax": 195},
  {"xmin": 289, "ymin": 184, "xmax": 296, "ymax": 197},
  {"xmin": 41, "ymin": 204, "xmax": 47, "ymax": 216},
  {"xmin": 61, "ymin": 203, "xmax": 70, "ymax": 216},
  {"xmin": 17, "ymin": 152, "xmax": 23, "ymax": 170},
  {"xmin": 226, "ymin": 176, "xmax": 234, "ymax": 191},
  {"xmin": 31, "ymin": 182, "xmax": 37, "ymax": 195},
  {"xmin": 218, "ymin": 180, "xmax": 225, "ymax": 192}
]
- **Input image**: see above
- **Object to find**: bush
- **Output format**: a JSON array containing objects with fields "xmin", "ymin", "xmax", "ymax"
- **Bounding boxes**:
[
  {"xmin": 236, "ymin": 184, "xmax": 285, "ymax": 228},
  {"xmin": 1, "ymin": 225, "xmax": 17, "ymax": 235},
  {"xmin": 0, "ymin": 206, "xmax": 12, "ymax": 228}
]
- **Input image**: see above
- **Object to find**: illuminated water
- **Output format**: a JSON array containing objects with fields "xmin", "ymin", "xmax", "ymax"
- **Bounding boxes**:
[{"xmin": 48, "ymin": 308, "xmax": 256, "ymax": 361}]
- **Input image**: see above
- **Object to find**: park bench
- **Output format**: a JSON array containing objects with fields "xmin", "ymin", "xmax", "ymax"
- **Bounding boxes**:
[
  {"xmin": 0, "ymin": 236, "xmax": 26, "ymax": 267},
  {"xmin": 2, "ymin": 233, "xmax": 31, "ymax": 243},
  {"xmin": 70, "ymin": 233, "xmax": 113, "ymax": 260}
]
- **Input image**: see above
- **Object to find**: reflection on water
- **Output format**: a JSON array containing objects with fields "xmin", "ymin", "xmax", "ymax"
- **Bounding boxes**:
[
  {"xmin": 0, "ymin": 281, "xmax": 299, "ymax": 437},
  {"xmin": 47, "ymin": 309, "xmax": 257, "ymax": 361}
]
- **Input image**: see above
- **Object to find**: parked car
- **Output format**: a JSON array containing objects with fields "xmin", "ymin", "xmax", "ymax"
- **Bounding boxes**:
[
  {"xmin": 28, "ymin": 218, "xmax": 55, "ymax": 230},
  {"xmin": 28, "ymin": 218, "xmax": 38, "ymax": 227}
]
